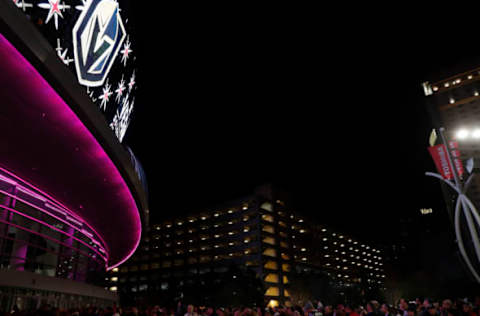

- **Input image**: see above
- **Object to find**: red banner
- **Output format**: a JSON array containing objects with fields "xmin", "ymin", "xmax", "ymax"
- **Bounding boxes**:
[
  {"xmin": 429, "ymin": 144, "xmax": 454, "ymax": 179},
  {"xmin": 449, "ymin": 141, "xmax": 464, "ymax": 178},
  {"xmin": 428, "ymin": 143, "xmax": 464, "ymax": 180}
]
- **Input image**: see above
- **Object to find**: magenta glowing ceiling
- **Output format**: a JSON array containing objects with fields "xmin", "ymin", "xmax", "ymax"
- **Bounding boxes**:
[{"xmin": 0, "ymin": 32, "xmax": 142, "ymax": 270}]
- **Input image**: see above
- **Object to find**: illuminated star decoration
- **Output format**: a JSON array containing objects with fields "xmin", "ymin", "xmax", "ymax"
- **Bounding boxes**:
[
  {"xmin": 86, "ymin": 87, "xmax": 97, "ymax": 102},
  {"xmin": 110, "ymin": 94, "xmax": 134, "ymax": 142},
  {"xmin": 120, "ymin": 36, "xmax": 132, "ymax": 67},
  {"xmin": 115, "ymin": 75, "xmax": 126, "ymax": 103},
  {"xmin": 55, "ymin": 38, "xmax": 74, "ymax": 66},
  {"xmin": 37, "ymin": 0, "xmax": 71, "ymax": 30},
  {"xmin": 128, "ymin": 70, "xmax": 136, "ymax": 92},
  {"xmin": 12, "ymin": 0, "xmax": 33, "ymax": 12},
  {"xmin": 98, "ymin": 79, "xmax": 113, "ymax": 111},
  {"xmin": 74, "ymin": 0, "xmax": 88, "ymax": 11}
]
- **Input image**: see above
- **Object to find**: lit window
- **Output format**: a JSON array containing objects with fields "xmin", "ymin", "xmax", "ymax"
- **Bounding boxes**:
[
  {"xmin": 265, "ymin": 261, "xmax": 278, "ymax": 270},
  {"xmin": 262, "ymin": 214, "xmax": 274, "ymax": 222},
  {"xmin": 111, "ymin": 277, "xmax": 118, "ymax": 282},
  {"xmin": 301, "ymin": 248, "xmax": 306, "ymax": 252},
  {"xmin": 263, "ymin": 236, "xmax": 276, "ymax": 245},
  {"xmin": 265, "ymin": 273, "xmax": 279, "ymax": 283},
  {"xmin": 265, "ymin": 287, "xmax": 280, "ymax": 296},
  {"xmin": 228, "ymin": 209, "xmax": 233, "ymax": 214},
  {"xmin": 214, "ymin": 213, "xmax": 219, "ymax": 217},
  {"xmin": 282, "ymin": 263, "xmax": 291, "ymax": 272},
  {"xmin": 268, "ymin": 299, "xmax": 279, "ymax": 308},
  {"xmin": 109, "ymin": 286, "xmax": 117, "ymax": 292},
  {"xmin": 261, "ymin": 202, "xmax": 273, "ymax": 211},
  {"xmin": 263, "ymin": 248, "xmax": 277, "ymax": 257},
  {"xmin": 263, "ymin": 225, "xmax": 275, "ymax": 234},
  {"xmin": 112, "ymin": 268, "xmax": 119, "ymax": 273}
]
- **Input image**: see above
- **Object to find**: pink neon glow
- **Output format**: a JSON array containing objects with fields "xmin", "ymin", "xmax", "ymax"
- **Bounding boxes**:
[
  {"xmin": 0, "ymin": 32, "xmax": 142, "ymax": 269},
  {"xmin": 0, "ymin": 187, "xmax": 107, "ymax": 258},
  {"xmin": 45, "ymin": 203, "xmax": 68, "ymax": 216},
  {"xmin": 0, "ymin": 204, "xmax": 107, "ymax": 262},
  {"xmin": 0, "ymin": 168, "xmax": 109, "ymax": 251},
  {"xmin": 17, "ymin": 186, "xmax": 47, "ymax": 202},
  {"xmin": 0, "ymin": 216, "xmax": 104, "ymax": 265}
]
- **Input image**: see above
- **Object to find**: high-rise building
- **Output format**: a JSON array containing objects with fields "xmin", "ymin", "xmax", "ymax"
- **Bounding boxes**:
[
  {"xmin": 109, "ymin": 185, "xmax": 385, "ymax": 307},
  {"xmin": 0, "ymin": 0, "xmax": 147, "ymax": 311}
]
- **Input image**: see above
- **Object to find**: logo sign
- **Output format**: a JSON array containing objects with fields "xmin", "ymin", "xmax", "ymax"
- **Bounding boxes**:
[
  {"xmin": 428, "ymin": 143, "xmax": 464, "ymax": 180},
  {"xmin": 72, "ymin": 0, "xmax": 126, "ymax": 87}
]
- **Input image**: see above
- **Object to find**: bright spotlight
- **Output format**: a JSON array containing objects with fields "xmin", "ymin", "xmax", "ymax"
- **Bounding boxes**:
[
  {"xmin": 473, "ymin": 129, "xmax": 480, "ymax": 139},
  {"xmin": 457, "ymin": 129, "xmax": 470, "ymax": 139}
]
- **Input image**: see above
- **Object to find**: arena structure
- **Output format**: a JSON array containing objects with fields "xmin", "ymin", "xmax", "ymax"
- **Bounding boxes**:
[{"xmin": 0, "ymin": 0, "xmax": 148, "ymax": 310}]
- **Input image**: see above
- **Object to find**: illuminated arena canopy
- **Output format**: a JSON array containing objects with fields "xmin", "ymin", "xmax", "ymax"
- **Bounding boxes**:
[{"xmin": 0, "ymin": 0, "xmax": 147, "ymax": 270}]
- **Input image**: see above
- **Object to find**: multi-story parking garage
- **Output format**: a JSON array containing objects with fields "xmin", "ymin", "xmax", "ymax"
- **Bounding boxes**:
[{"xmin": 111, "ymin": 185, "xmax": 384, "ymax": 307}]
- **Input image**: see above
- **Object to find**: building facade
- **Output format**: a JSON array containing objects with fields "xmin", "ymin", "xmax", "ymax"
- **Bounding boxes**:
[
  {"xmin": 422, "ymin": 64, "xmax": 480, "ymax": 289},
  {"xmin": 109, "ymin": 185, "xmax": 385, "ymax": 307},
  {"xmin": 0, "ymin": 0, "xmax": 148, "ymax": 311}
]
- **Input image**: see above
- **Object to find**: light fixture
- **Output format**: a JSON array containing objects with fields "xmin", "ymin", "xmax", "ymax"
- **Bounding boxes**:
[{"xmin": 457, "ymin": 129, "xmax": 469, "ymax": 139}]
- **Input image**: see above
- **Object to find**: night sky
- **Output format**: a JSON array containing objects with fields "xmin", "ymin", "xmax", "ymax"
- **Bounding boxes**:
[{"xmin": 123, "ymin": 7, "xmax": 480, "ymax": 246}]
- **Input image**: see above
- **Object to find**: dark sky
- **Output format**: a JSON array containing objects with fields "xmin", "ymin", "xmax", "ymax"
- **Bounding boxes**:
[{"xmin": 122, "ymin": 7, "xmax": 480, "ymax": 245}]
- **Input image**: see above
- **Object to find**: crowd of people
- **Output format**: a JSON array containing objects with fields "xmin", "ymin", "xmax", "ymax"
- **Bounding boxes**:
[{"xmin": 4, "ymin": 297, "xmax": 480, "ymax": 316}]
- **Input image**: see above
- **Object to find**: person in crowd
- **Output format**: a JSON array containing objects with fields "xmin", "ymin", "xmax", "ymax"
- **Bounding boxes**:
[
  {"xmin": 406, "ymin": 305, "xmax": 416, "ymax": 316},
  {"xmin": 365, "ymin": 302, "xmax": 377, "ymax": 316},
  {"xmin": 184, "ymin": 305, "xmax": 197, "ymax": 316},
  {"xmin": 398, "ymin": 300, "xmax": 408, "ymax": 316},
  {"xmin": 425, "ymin": 304, "xmax": 439, "ymax": 316},
  {"xmin": 441, "ymin": 300, "xmax": 453, "ymax": 316},
  {"xmin": 380, "ymin": 304, "xmax": 393, "ymax": 316},
  {"xmin": 324, "ymin": 306, "xmax": 333, "ymax": 316},
  {"xmin": 344, "ymin": 306, "xmax": 359, "ymax": 316},
  {"xmin": 461, "ymin": 302, "xmax": 475, "ymax": 316}
]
